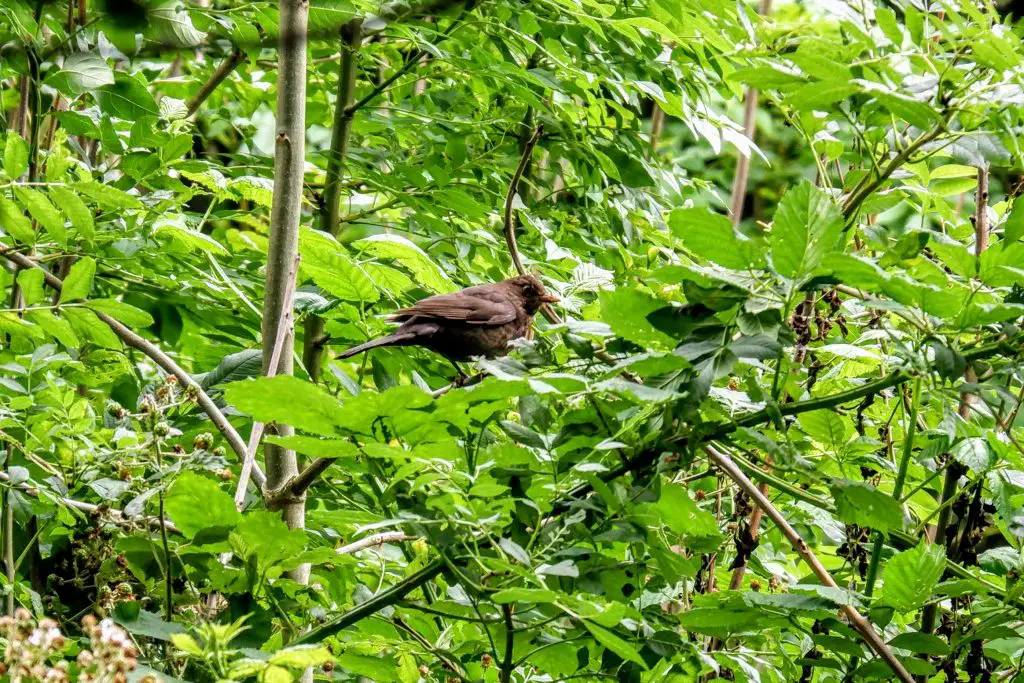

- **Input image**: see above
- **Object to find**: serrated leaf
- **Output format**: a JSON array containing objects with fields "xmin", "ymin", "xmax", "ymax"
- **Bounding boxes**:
[
  {"xmin": 771, "ymin": 180, "xmax": 843, "ymax": 281},
  {"xmin": 880, "ymin": 542, "xmax": 945, "ymax": 612},
  {"xmin": 354, "ymin": 234, "xmax": 455, "ymax": 293},
  {"xmin": 166, "ymin": 471, "xmax": 240, "ymax": 539},
  {"xmin": 222, "ymin": 376, "xmax": 347, "ymax": 436},
  {"xmin": 599, "ymin": 287, "xmax": 677, "ymax": 349},
  {"xmin": 97, "ymin": 72, "xmax": 159, "ymax": 120},
  {"xmin": 951, "ymin": 437, "xmax": 996, "ymax": 472},
  {"xmin": 63, "ymin": 307, "xmax": 121, "ymax": 349},
  {"xmin": 669, "ymin": 208, "xmax": 760, "ymax": 270},
  {"xmin": 199, "ymin": 349, "xmax": 263, "ymax": 390},
  {"xmin": 831, "ymin": 480, "xmax": 903, "ymax": 533},
  {"xmin": 1006, "ymin": 198, "xmax": 1024, "ymax": 244}
]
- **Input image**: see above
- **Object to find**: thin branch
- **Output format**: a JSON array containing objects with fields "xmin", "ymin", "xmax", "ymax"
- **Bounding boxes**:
[
  {"xmin": 235, "ymin": 255, "xmax": 300, "ymax": 509},
  {"xmin": 0, "ymin": 244, "xmax": 267, "ymax": 490},
  {"xmin": 186, "ymin": 48, "xmax": 247, "ymax": 117},
  {"xmin": 499, "ymin": 604, "xmax": 515, "ymax": 683},
  {"xmin": 729, "ymin": 0, "xmax": 772, "ymax": 226},
  {"xmin": 393, "ymin": 616, "xmax": 471, "ymax": 683},
  {"xmin": 337, "ymin": 531, "xmax": 414, "ymax": 555},
  {"xmin": 304, "ymin": 18, "xmax": 363, "ymax": 381},
  {"xmin": 704, "ymin": 445, "xmax": 913, "ymax": 683},
  {"xmin": 293, "ymin": 557, "xmax": 446, "ymax": 644},
  {"xmin": 920, "ymin": 164, "xmax": 989, "ymax": 638},
  {"xmin": 503, "ymin": 124, "xmax": 543, "ymax": 279},
  {"xmin": 842, "ymin": 124, "xmax": 944, "ymax": 221},
  {"xmin": 552, "ymin": 336, "xmax": 1020, "ymax": 514}
]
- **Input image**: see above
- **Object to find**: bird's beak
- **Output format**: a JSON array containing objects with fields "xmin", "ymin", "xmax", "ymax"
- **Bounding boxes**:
[{"xmin": 541, "ymin": 293, "xmax": 559, "ymax": 303}]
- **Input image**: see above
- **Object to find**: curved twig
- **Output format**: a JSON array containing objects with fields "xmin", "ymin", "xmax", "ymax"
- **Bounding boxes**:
[
  {"xmin": 503, "ymin": 124, "xmax": 543, "ymax": 279},
  {"xmin": 705, "ymin": 444, "xmax": 913, "ymax": 683}
]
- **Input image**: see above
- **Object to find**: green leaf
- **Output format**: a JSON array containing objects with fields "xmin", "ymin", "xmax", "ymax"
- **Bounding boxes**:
[
  {"xmin": 59, "ymin": 257, "xmax": 96, "ymax": 303},
  {"xmin": 599, "ymin": 287, "xmax": 677, "ymax": 349},
  {"xmin": 1005, "ymin": 199, "xmax": 1024, "ymax": 244},
  {"xmin": 580, "ymin": 621, "xmax": 648, "ymax": 669},
  {"xmin": 114, "ymin": 603, "xmax": 187, "ymax": 641},
  {"xmin": 269, "ymin": 645, "xmax": 334, "ymax": 669},
  {"xmin": 222, "ymin": 376, "xmax": 347, "ymax": 436},
  {"xmin": 354, "ymin": 234, "xmax": 456, "ymax": 293},
  {"xmin": 669, "ymin": 208, "xmax": 761, "ymax": 270},
  {"xmin": 831, "ymin": 480, "xmax": 903, "ymax": 533},
  {"xmin": 48, "ymin": 187, "xmax": 94, "ymax": 240},
  {"xmin": 951, "ymin": 437, "xmax": 996, "ymax": 472},
  {"xmin": 491, "ymin": 588, "xmax": 558, "ymax": 604},
  {"xmin": 0, "ymin": 197, "xmax": 35, "ymax": 243},
  {"xmin": 72, "ymin": 181, "xmax": 143, "ymax": 210},
  {"xmin": 888, "ymin": 632, "xmax": 950, "ymax": 656},
  {"xmin": 45, "ymin": 52, "xmax": 115, "ymax": 95},
  {"xmin": 880, "ymin": 542, "xmax": 945, "ymax": 612},
  {"xmin": 300, "ymin": 228, "xmax": 379, "ymax": 302},
  {"xmin": 85, "ymin": 298, "xmax": 154, "ymax": 328},
  {"xmin": 231, "ymin": 510, "xmax": 306, "ymax": 571},
  {"xmin": 770, "ymin": 180, "xmax": 844, "ymax": 281},
  {"xmin": 63, "ymin": 307, "xmax": 121, "ymax": 349},
  {"xmin": 26, "ymin": 310, "xmax": 78, "ymax": 348},
  {"xmin": 166, "ymin": 471, "xmax": 240, "ymax": 539},
  {"xmin": 4, "ymin": 132, "xmax": 28, "ymax": 178},
  {"xmin": 17, "ymin": 269, "xmax": 44, "ymax": 306},
  {"xmin": 263, "ymin": 435, "xmax": 360, "ymax": 460},
  {"xmin": 156, "ymin": 217, "xmax": 228, "ymax": 255},
  {"xmin": 14, "ymin": 187, "xmax": 65, "ymax": 242},
  {"xmin": 198, "ymin": 349, "xmax": 263, "ymax": 390},
  {"xmin": 97, "ymin": 72, "xmax": 159, "ymax": 120}
]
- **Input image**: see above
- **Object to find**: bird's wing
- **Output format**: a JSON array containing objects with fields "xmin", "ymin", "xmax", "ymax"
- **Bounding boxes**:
[{"xmin": 391, "ymin": 291, "xmax": 517, "ymax": 325}]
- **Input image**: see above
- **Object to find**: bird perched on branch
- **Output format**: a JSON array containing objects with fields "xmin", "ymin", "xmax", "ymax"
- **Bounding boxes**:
[{"xmin": 334, "ymin": 274, "xmax": 558, "ymax": 365}]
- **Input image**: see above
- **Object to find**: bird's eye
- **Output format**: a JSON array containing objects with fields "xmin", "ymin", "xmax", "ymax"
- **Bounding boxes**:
[{"xmin": 522, "ymin": 284, "xmax": 535, "ymax": 295}]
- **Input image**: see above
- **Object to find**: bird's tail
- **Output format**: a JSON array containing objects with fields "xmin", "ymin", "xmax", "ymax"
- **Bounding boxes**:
[{"xmin": 335, "ymin": 332, "xmax": 417, "ymax": 359}]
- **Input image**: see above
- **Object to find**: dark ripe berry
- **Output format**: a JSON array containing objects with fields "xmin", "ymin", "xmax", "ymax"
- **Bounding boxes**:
[{"xmin": 322, "ymin": 662, "xmax": 335, "ymax": 673}]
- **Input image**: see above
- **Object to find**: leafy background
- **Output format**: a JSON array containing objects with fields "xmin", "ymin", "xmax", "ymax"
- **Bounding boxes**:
[{"xmin": 1, "ymin": 0, "xmax": 1024, "ymax": 681}]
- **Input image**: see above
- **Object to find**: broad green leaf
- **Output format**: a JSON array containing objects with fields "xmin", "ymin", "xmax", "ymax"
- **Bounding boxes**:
[
  {"xmin": 16, "ymin": 269, "xmax": 44, "ymax": 306},
  {"xmin": 669, "ymin": 208, "xmax": 761, "ymax": 269},
  {"xmin": 59, "ymin": 257, "xmax": 96, "ymax": 303},
  {"xmin": 831, "ymin": 480, "xmax": 903, "ymax": 533},
  {"xmin": 263, "ymin": 435, "xmax": 360, "ymax": 460},
  {"xmin": 354, "ymin": 234, "xmax": 455, "ymax": 293},
  {"xmin": 3, "ymin": 132, "xmax": 28, "ymax": 178},
  {"xmin": 72, "ymin": 181, "xmax": 143, "ymax": 210},
  {"xmin": 880, "ymin": 542, "xmax": 945, "ymax": 612},
  {"xmin": 114, "ymin": 603, "xmax": 186, "ymax": 642},
  {"xmin": 13, "ymin": 187, "xmax": 65, "ymax": 242},
  {"xmin": 599, "ymin": 287, "xmax": 677, "ymax": 349},
  {"xmin": 85, "ymin": 298, "xmax": 154, "ymax": 328},
  {"xmin": 166, "ymin": 471, "xmax": 240, "ymax": 539},
  {"xmin": 1005, "ymin": 198, "xmax": 1024, "ymax": 244},
  {"xmin": 156, "ymin": 217, "xmax": 228, "ymax": 255},
  {"xmin": 888, "ymin": 632, "xmax": 950, "ymax": 656},
  {"xmin": 45, "ymin": 52, "xmax": 115, "ymax": 95},
  {"xmin": 0, "ymin": 197, "xmax": 35, "ymax": 243},
  {"xmin": 63, "ymin": 308, "xmax": 121, "ymax": 349},
  {"xmin": 770, "ymin": 180, "xmax": 843, "ymax": 281},
  {"xmin": 300, "ymin": 228, "xmax": 379, "ymax": 302},
  {"xmin": 230, "ymin": 510, "xmax": 306, "ymax": 571},
  {"xmin": 492, "ymin": 588, "xmax": 558, "ymax": 604},
  {"xmin": 269, "ymin": 646, "xmax": 333, "ymax": 668},
  {"xmin": 951, "ymin": 437, "xmax": 996, "ymax": 472},
  {"xmin": 580, "ymin": 621, "xmax": 648, "ymax": 669},
  {"xmin": 26, "ymin": 310, "xmax": 78, "ymax": 348},
  {"xmin": 222, "ymin": 376, "xmax": 347, "ymax": 436},
  {"xmin": 97, "ymin": 72, "xmax": 159, "ymax": 120},
  {"xmin": 48, "ymin": 187, "xmax": 94, "ymax": 239}
]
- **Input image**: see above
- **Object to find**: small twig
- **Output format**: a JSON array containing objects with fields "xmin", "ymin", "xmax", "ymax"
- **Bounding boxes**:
[
  {"xmin": 393, "ymin": 616, "xmax": 471, "ymax": 682},
  {"xmin": 503, "ymin": 124, "xmax": 543, "ymax": 279},
  {"xmin": 704, "ymin": 445, "xmax": 913, "ymax": 683},
  {"xmin": 0, "ymin": 245, "xmax": 267, "ymax": 489},
  {"xmin": 337, "ymin": 531, "xmax": 413, "ymax": 555},
  {"xmin": 729, "ymin": 0, "xmax": 772, "ymax": 226},
  {"xmin": 186, "ymin": 48, "xmax": 247, "ymax": 117},
  {"xmin": 235, "ymin": 254, "xmax": 300, "ymax": 509}
]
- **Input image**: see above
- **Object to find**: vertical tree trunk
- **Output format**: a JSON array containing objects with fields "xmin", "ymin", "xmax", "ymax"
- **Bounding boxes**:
[
  {"xmin": 264, "ymin": 0, "xmax": 309, "ymax": 568},
  {"xmin": 302, "ymin": 18, "xmax": 363, "ymax": 381}
]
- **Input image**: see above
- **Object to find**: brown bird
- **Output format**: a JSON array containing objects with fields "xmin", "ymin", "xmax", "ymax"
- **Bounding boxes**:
[{"xmin": 336, "ymin": 275, "xmax": 558, "ymax": 364}]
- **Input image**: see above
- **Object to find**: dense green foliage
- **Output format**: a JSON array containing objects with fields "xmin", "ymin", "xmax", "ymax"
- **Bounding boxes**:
[{"xmin": 2, "ymin": 0, "xmax": 1024, "ymax": 681}]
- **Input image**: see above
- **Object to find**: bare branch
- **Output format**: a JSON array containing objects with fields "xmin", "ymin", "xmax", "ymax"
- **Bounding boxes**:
[
  {"xmin": 502, "ymin": 124, "xmax": 543, "ymax": 279},
  {"xmin": 705, "ymin": 445, "xmax": 913, "ymax": 683},
  {"xmin": 337, "ymin": 531, "xmax": 414, "ymax": 555},
  {"xmin": 186, "ymin": 48, "xmax": 247, "ymax": 117},
  {"xmin": 235, "ymin": 255, "xmax": 300, "ymax": 510}
]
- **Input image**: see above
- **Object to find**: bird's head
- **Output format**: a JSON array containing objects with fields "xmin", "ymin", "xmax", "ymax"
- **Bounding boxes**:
[{"xmin": 507, "ymin": 274, "xmax": 558, "ymax": 314}]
